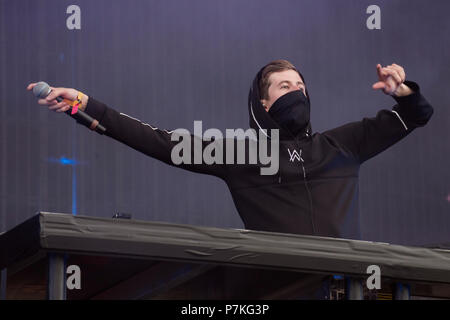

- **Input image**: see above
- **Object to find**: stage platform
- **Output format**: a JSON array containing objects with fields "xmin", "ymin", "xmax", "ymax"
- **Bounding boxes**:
[{"xmin": 1, "ymin": 212, "xmax": 449, "ymax": 300}]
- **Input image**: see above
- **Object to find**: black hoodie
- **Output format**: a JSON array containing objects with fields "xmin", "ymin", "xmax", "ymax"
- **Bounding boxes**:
[{"xmin": 82, "ymin": 67, "xmax": 433, "ymax": 240}]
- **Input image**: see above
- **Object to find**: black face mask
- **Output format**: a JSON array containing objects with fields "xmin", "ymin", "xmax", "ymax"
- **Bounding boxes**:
[{"xmin": 268, "ymin": 90, "xmax": 310, "ymax": 137}]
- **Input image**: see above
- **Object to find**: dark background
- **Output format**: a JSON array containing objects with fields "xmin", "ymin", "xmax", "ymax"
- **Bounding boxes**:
[{"xmin": 1, "ymin": 0, "xmax": 448, "ymax": 246}]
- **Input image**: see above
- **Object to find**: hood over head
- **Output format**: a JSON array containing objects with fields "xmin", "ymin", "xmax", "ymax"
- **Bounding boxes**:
[{"xmin": 248, "ymin": 63, "xmax": 312, "ymax": 141}]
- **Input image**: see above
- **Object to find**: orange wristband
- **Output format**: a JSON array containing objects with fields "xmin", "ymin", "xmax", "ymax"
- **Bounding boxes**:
[
  {"xmin": 71, "ymin": 91, "xmax": 83, "ymax": 115},
  {"xmin": 62, "ymin": 91, "xmax": 84, "ymax": 114}
]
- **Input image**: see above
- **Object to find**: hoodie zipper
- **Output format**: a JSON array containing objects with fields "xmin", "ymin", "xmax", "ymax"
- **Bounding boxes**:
[
  {"xmin": 294, "ymin": 132, "xmax": 317, "ymax": 235},
  {"xmin": 250, "ymin": 99, "xmax": 316, "ymax": 234}
]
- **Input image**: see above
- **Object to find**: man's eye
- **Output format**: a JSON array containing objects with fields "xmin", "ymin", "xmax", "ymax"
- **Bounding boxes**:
[{"xmin": 281, "ymin": 85, "xmax": 289, "ymax": 89}]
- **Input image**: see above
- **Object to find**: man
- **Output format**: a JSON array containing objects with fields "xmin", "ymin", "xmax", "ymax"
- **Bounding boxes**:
[
  {"xmin": 27, "ymin": 60, "xmax": 433, "ymax": 298},
  {"xmin": 27, "ymin": 59, "xmax": 433, "ymax": 239}
]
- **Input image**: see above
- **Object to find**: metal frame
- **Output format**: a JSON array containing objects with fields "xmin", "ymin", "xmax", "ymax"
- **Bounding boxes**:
[
  {"xmin": 47, "ymin": 253, "xmax": 67, "ymax": 300},
  {"xmin": 0, "ymin": 268, "xmax": 6, "ymax": 300}
]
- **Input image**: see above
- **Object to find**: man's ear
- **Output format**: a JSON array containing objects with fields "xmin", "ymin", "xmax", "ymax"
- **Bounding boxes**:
[{"xmin": 260, "ymin": 99, "xmax": 269, "ymax": 112}]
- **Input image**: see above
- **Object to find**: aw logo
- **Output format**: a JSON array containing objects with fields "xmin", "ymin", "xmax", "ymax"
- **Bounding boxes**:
[{"xmin": 287, "ymin": 148, "xmax": 304, "ymax": 163}]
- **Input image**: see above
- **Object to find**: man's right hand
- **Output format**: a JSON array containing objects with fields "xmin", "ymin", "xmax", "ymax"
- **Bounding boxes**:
[{"xmin": 26, "ymin": 83, "xmax": 89, "ymax": 112}]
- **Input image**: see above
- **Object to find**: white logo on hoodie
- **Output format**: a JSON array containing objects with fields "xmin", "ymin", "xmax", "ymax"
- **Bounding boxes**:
[{"xmin": 287, "ymin": 148, "xmax": 304, "ymax": 163}]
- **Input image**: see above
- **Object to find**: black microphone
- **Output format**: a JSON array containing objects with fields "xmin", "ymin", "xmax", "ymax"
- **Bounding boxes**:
[{"xmin": 33, "ymin": 81, "xmax": 106, "ymax": 134}]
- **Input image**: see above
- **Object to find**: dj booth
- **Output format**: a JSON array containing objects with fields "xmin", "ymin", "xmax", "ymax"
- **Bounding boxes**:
[{"xmin": 1, "ymin": 212, "xmax": 449, "ymax": 300}]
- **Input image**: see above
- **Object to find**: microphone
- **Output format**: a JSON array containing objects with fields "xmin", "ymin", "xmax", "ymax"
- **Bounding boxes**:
[{"xmin": 33, "ymin": 81, "xmax": 106, "ymax": 134}]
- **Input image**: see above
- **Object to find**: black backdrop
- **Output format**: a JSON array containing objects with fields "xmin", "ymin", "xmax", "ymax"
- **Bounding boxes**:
[{"xmin": 1, "ymin": 0, "xmax": 449, "ymax": 246}]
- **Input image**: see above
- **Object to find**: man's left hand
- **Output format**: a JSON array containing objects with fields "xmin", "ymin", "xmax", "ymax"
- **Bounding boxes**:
[{"xmin": 372, "ymin": 63, "xmax": 413, "ymax": 97}]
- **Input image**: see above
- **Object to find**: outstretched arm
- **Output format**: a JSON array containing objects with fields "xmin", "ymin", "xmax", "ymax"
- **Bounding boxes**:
[
  {"xmin": 27, "ymin": 83, "xmax": 228, "ymax": 179},
  {"xmin": 323, "ymin": 64, "xmax": 434, "ymax": 164}
]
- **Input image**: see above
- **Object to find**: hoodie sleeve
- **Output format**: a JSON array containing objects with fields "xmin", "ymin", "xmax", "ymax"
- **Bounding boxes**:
[
  {"xmin": 323, "ymin": 81, "xmax": 434, "ymax": 164},
  {"xmin": 82, "ymin": 97, "xmax": 228, "ymax": 179}
]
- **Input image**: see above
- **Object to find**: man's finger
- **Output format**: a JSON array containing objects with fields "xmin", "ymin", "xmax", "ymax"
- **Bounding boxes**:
[
  {"xmin": 387, "ymin": 65, "xmax": 402, "ymax": 78},
  {"xmin": 27, "ymin": 83, "xmax": 37, "ymax": 91},
  {"xmin": 46, "ymin": 88, "xmax": 64, "ymax": 101},
  {"xmin": 376, "ymin": 64, "xmax": 384, "ymax": 80},
  {"xmin": 372, "ymin": 81, "xmax": 385, "ymax": 90},
  {"xmin": 384, "ymin": 67, "xmax": 402, "ymax": 84},
  {"xmin": 49, "ymin": 101, "xmax": 67, "ymax": 110},
  {"xmin": 378, "ymin": 66, "xmax": 390, "ymax": 80},
  {"xmin": 391, "ymin": 64, "xmax": 406, "ymax": 82},
  {"xmin": 56, "ymin": 105, "xmax": 70, "ymax": 113},
  {"xmin": 38, "ymin": 98, "xmax": 53, "ymax": 106}
]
